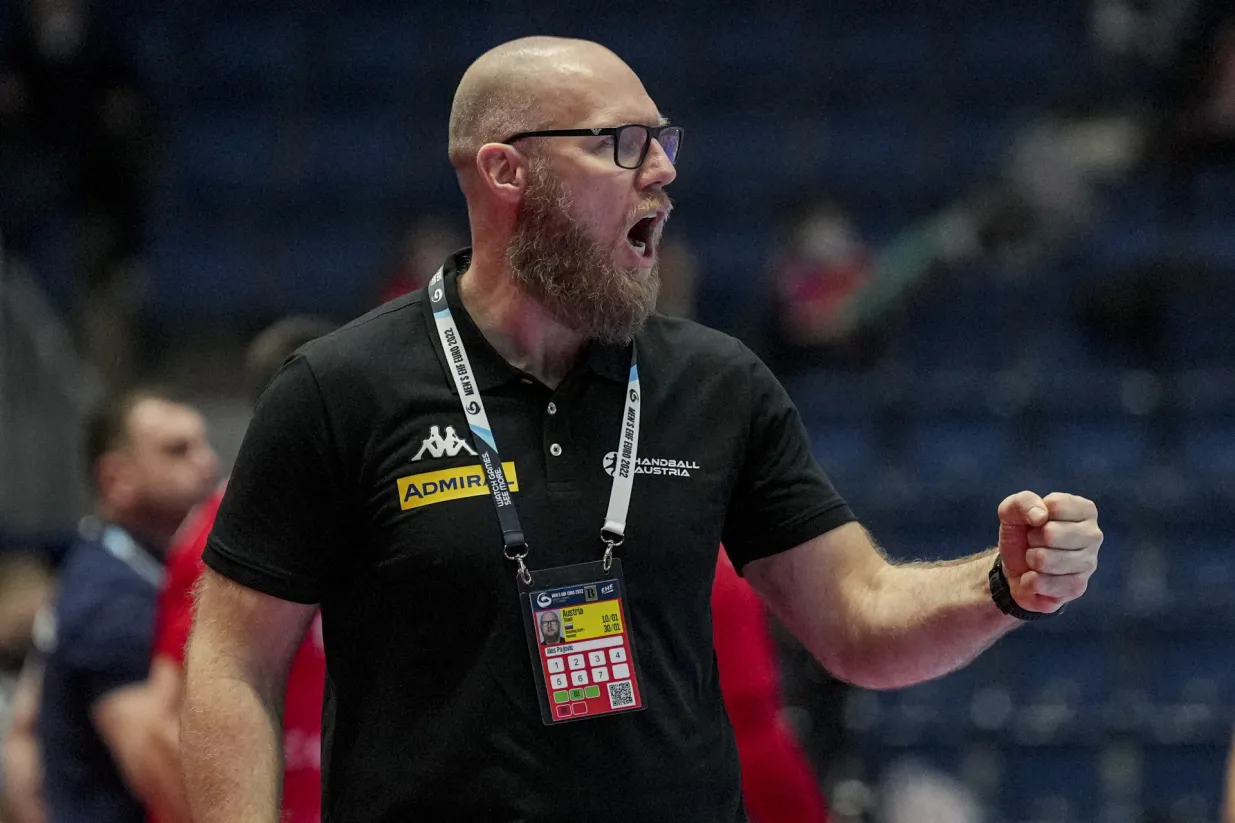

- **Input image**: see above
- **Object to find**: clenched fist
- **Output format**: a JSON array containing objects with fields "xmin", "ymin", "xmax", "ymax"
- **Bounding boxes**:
[{"xmin": 997, "ymin": 491, "xmax": 1103, "ymax": 614}]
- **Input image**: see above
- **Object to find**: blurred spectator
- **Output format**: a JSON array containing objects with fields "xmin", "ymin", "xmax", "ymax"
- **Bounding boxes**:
[
  {"xmin": 761, "ymin": 200, "xmax": 979, "ymax": 373},
  {"xmin": 0, "ymin": 555, "xmax": 54, "ymax": 667},
  {"xmin": 37, "ymin": 389, "xmax": 217, "ymax": 823},
  {"xmin": 654, "ymin": 236, "xmax": 699, "ymax": 320},
  {"xmin": 769, "ymin": 201, "xmax": 873, "ymax": 356},
  {"xmin": 0, "ymin": 554, "xmax": 54, "ymax": 823},
  {"xmin": 376, "ymin": 214, "xmax": 465, "ymax": 304},
  {"xmin": 4, "ymin": 656, "xmax": 47, "ymax": 823},
  {"xmin": 148, "ymin": 316, "xmax": 334, "ymax": 823},
  {"xmin": 0, "ymin": 0, "xmax": 157, "ymax": 387}
]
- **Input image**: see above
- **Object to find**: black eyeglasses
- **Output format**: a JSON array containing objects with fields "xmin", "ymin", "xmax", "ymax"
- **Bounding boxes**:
[{"xmin": 504, "ymin": 124, "xmax": 683, "ymax": 170}]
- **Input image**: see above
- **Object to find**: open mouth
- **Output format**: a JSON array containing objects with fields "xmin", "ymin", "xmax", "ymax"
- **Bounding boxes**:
[{"xmin": 625, "ymin": 211, "xmax": 666, "ymax": 259}]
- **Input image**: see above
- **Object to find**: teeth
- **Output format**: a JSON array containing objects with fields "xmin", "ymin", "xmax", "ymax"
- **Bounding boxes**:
[{"xmin": 630, "ymin": 240, "xmax": 647, "ymax": 253}]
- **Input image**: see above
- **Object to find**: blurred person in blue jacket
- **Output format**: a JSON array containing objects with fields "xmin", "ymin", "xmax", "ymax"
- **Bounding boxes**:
[{"xmin": 37, "ymin": 389, "xmax": 216, "ymax": 823}]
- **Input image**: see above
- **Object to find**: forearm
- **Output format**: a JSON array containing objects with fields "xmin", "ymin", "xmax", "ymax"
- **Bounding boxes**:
[
  {"xmin": 133, "ymin": 716, "xmax": 192, "ymax": 823},
  {"xmin": 180, "ymin": 670, "xmax": 283, "ymax": 823},
  {"xmin": 3, "ymin": 661, "xmax": 46, "ymax": 823},
  {"xmin": 833, "ymin": 549, "xmax": 1018, "ymax": 690},
  {"xmin": 2, "ymin": 733, "xmax": 46, "ymax": 823}
]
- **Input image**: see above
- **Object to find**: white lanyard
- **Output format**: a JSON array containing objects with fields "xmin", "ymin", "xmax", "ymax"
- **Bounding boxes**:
[
  {"xmin": 100, "ymin": 525, "xmax": 165, "ymax": 588},
  {"xmin": 427, "ymin": 269, "xmax": 640, "ymax": 583}
]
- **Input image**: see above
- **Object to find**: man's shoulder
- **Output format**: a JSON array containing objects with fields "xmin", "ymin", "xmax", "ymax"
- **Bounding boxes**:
[
  {"xmin": 639, "ymin": 314, "xmax": 756, "ymax": 372},
  {"xmin": 297, "ymin": 293, "xmax": 426, "ymax": 368},
  {"xmin": 56, "ymin": 540, "xmax": 132, "ymax": 596},
  {"xmin": 52, "ymin": 542, "xmax": 154, "ymax": 651}
]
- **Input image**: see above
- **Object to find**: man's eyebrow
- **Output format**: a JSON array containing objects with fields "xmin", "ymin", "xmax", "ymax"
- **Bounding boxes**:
[{"xmin": 658, "ymin": 115, "xmax": 671, "ymax": 127}]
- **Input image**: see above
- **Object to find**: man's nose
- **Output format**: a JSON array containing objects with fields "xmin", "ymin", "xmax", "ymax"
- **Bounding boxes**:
[{"xmin": 637, "ymin": 138, "xmax": 677, "ymax": 190}]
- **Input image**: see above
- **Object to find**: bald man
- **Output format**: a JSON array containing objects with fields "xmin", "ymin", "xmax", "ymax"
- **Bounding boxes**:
[{"xmin": 180, "ymin": 37, "xmax": 1103, "ymax": 822}]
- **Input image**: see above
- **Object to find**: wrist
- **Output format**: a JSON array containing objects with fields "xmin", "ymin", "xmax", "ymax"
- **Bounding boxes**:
[{"xmin": 989, "ymin": 556, "xmax": 1064, "ymax": 621}]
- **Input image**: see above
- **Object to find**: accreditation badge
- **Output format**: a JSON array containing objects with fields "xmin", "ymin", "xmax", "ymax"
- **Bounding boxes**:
[{"xmin": 519, "ymin": 559, "xmax": 645, "ymax": 725}]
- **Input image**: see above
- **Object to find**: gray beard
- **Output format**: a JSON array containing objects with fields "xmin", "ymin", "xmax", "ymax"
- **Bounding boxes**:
[{"xmin": 507, "ymin": 164, "xmax": 661, "ymax": 345}]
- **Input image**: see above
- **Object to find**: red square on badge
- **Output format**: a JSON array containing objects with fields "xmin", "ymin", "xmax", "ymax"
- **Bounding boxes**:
[
  {"xmin": 573, "ymin": 702, "xmax": 588, "ymax": 715},
  {"xmin": 556, "ymin": 704, "xmax": 573, "ymax": 718}
]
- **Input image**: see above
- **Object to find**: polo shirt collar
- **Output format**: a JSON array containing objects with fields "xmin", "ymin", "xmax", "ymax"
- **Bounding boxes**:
[{"xmin": 428, "ymin": 249, "xmax": 632, "ymax": 390}]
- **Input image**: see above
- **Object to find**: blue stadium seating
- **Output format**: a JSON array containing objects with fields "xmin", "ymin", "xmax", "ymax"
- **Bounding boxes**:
[
  {"xmin": 999, "ymin": 745, "xmax": 1102, "ymax": 822},
  {"xmin": 1142, "ymin": 744, "xmax": 1225, "ymax": 822},
  {"xmin": 144, "ymin": 226, "xmax": 262, "ymax": 318}
]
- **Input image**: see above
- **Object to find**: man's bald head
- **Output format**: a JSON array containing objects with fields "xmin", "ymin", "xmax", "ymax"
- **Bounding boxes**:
[{"xmin": 448, "ymin": 36, "xmax": 645, "ymax": 173}]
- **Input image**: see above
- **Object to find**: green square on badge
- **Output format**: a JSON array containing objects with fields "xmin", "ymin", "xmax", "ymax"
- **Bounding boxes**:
[
  {"xmin": 553, "ymin": 690, "xmax": 569, "ymax": 704},
  {"xmin": 569, "ymin": 688, "xmax": 585, "ymax": 701},
  {"xmin": 584, "ymin": 685, "xmax": 601, "ymax": 699}
]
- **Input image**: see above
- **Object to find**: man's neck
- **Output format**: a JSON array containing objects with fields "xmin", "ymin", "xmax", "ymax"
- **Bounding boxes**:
[
  {"xmin": 96, "ymin": 505, "xmax": 172, "ymax": 555},
  {"xmin": 457, "ymin": 256, "xmax": 587, "ymax": 389}
]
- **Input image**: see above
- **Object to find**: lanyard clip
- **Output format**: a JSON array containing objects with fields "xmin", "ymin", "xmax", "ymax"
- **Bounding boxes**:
[
  {"xmin": 600, "ymin": 528, "xmax": 624, "ymax": 572},
  {"xmin": 504, "ymin": 538, "xmax": 531, "ymax": 585}
]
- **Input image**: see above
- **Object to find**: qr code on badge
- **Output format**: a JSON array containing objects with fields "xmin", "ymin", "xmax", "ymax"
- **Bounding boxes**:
[{"xmin": 607, "ymin": 680, "xmax": 635, "ymax": 709}]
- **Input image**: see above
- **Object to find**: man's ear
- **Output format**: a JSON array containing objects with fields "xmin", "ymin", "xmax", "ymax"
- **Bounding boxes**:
[
  {"xmin": 96, "ymin": 451, "xmax": 137, "ymax": 510},
  {"xmin": 475, "ymin": 143, "xmax": 529, "ymax": 203}
]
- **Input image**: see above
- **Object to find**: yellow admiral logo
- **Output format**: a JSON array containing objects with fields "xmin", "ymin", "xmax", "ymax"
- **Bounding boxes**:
[{"xmin": 397, "ymin": 462, "xmax": 519, "ymax": 510}]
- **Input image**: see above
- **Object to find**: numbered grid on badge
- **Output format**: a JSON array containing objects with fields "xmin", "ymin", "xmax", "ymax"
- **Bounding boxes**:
[{"xmin": 547, "ymin": 644, "xmax": 630, "ymax": 692}]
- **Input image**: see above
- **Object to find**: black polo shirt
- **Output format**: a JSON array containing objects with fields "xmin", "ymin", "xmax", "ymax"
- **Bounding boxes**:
[{"xmin": 203, "ymin": 250, "xmax": 855, "ymax": 822}]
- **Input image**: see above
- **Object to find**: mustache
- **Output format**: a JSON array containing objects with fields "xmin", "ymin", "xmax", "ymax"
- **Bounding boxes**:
[{"xmin": 633, "ymin": 193, "xmax": 674, "ymax": 221}]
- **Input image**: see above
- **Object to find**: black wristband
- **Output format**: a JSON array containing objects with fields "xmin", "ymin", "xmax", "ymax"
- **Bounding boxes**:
[{"xmin": 989, "ymin": 555, "xmax": 1064, "ymax": 621}]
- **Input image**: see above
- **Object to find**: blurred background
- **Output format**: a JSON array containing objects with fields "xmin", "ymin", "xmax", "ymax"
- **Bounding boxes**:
[{"xmin": 1, "ymin": 0, "xmax": 1234, "ymax": 821}]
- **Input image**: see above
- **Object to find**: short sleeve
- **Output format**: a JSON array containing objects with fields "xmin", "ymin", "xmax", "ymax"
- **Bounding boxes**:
[
  {"xmin": 203, "ymin": 355, "xmax": 348, "ymax": 604},
  {"xmin": 61, "ymin": 594, "xmax": 154, "ymax": 704},
  {"xmin": 721, "ymin": 346, "xmax": 855, "ymax": 572}
]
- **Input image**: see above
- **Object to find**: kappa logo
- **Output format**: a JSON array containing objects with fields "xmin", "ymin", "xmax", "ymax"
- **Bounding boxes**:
[
  {"xmin": 603, "ymin": 451, "xmax": 700, "ymax": 477},
  {"xmin": 412, "ymin": 425, "xmax": 477, "ymax": 461}
]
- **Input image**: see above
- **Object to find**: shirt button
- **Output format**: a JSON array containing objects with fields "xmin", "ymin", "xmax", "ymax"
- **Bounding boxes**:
[
  {"xmin": 547, "ymin": 402, "xmax": 558, "ymax": 415},
  {"xmin": 549, "ymin": 443, "xmax": 563, "ymax": 457}
]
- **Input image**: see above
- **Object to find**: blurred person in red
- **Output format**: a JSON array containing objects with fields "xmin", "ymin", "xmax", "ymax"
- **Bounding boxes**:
[
  {"xmin": 376, "ymin": 214, "xmax": 465, "ymax": 305},
  {"xmin": 772, "ymin": 201, "xmax": 873, "ymax": 352},
  {"xmin": 36, "ymin": 389, "xmax": 217, "ymax": 823},
  {"xmin": 713, "ymin": 553, "xmax": 829, "ymax": 823},
  {"xmin": 654, "ymin": 246, "xmax": 824, "ymax": 823},
  {"xmin": 657, "ymin": 265, "xmax": 825, "ymax": 821},
  {"xmin": 146, "ymin": 316, "xmax": 335, "ymax": 823}
]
